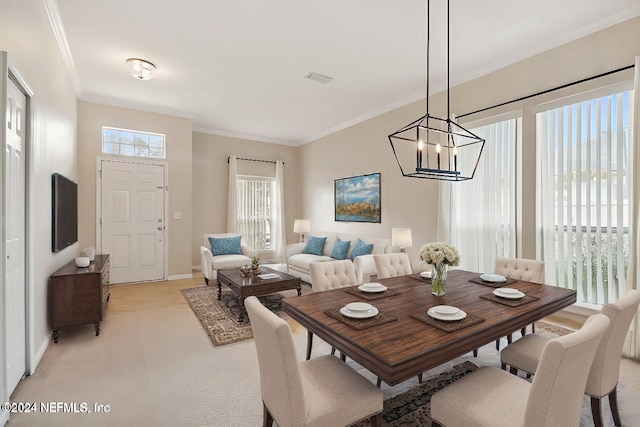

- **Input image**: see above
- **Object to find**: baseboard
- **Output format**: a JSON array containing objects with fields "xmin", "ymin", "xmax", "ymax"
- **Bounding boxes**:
[
  {"xmin": 168, "ymin": 273, "xmax": 193, "ymax": 281},
  {"xmin": 30, "ymin": 333, "xmax": 52, "ymax": 375},
  {"xmin": 191, "ymin": 265, "xmax": 202, "ymax": 271}
]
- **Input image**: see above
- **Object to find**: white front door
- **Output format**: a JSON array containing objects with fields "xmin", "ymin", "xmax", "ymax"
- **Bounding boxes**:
[
  {"xmin": 100, "ymin": 160, "xmax": 166, "ymax": 284},
  {"xmin": 5, "ymin": 76, "xmax": 26, "ymax": 395}
]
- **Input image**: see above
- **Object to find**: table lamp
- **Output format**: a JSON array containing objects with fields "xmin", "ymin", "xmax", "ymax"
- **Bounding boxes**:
[
  {"xmin": 392, "ymin": 228, "xmax": 412, "ymax": 253},
  {"xmin": 293, "ymin": 219, "xmax": 311, "ymax": 243}
]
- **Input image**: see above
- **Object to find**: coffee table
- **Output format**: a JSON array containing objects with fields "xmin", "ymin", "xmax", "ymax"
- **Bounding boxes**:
[{"xmin": 217, "ymin": 266, "xmax": 302, "ymax": 322}]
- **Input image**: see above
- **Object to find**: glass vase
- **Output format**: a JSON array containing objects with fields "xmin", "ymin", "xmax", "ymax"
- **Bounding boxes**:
[{"xmin": 432, "ymin": 263, "xmax": 447, "ymax": 296}]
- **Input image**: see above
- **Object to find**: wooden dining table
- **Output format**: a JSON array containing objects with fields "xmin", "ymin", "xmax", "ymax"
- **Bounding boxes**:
[{"xmin": 282, "ymin": 269, "xmax": 576, "ymax": 386}]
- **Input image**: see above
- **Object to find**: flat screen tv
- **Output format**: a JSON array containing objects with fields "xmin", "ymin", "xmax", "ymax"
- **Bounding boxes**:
[{"xmin": 52, "ymin": 173, "xmax": 78, "ymax": 252}]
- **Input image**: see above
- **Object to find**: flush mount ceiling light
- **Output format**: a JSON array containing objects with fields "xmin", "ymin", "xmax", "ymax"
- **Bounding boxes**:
[
  {"xmin": 304, "ymin": 72, "xmax": 333, "ymax": 84},
  {"xmin": 126, "ymin": 58, "xmax": 156, "ymax": 80},
  {"xmin": 388, "ymin": 0, "xmax": 484, "ymax": 181}
]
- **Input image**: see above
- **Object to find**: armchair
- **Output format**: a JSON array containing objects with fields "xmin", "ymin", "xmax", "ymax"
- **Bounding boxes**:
[{"xmin": 200, "ymin": 233, "xmax": 252, "ymax": 285}]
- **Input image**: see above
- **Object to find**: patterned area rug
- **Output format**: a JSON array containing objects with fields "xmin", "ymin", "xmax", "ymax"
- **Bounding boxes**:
[
  {"xmin": 353, "ymin": 361, "xmax": 479, "ymax": 427},
  {"xmin": 180, "ymin": 284, "xmax": 311, "ymax": 347}
]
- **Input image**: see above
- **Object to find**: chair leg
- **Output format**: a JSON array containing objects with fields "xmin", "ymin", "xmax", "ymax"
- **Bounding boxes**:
[
  {"xmin": 532, "ymin": 322, "xmax": 535, "ymax": 333},
  {"xmin": 306, "ymin": 331, "xmax": 313, "ymax": 360},
  {"xmin": 370, "ymin": 412, "xmax": 382, "ymax": 427},
  {"xmin": 418, "ymin": 373, "xmax": 423, "ymax": 383},
  {"xmin": 608, "ymin": 387, "xmax": 622, "ymax": 426},
  {"xmin": 507, "ymin": 333, "xmax": 513, "ymax": 344},
  {"xmin": 376, "ymin": 377, "xmax": 382, "ymax": 387},
  {"xmin": 204, "ymin": 277, "xmax": 209, "ymax": 286},
  {"xmin": 330, "ymin": 347, "xmax": 336, "ymax": 355},
  {"xmin": 501, "ymin": 363, "xmax": 506, "ymax": 370},
  {"xmin": 509, "ymin": 367, "xmax": 518, "ymax": 375},
  {"xmin": 473, "ymin": 349, "xmax": 478, "ymax": 357},
  {"xmin": 590, "ymin": 396, "xmax": 604, "ymax": 427},
  {"xmin": 340, "ymin": 352, "xmax": 346, "ymax": 362},
  {"xmin": 521, "ymin": 326, "xmax": 526, "ymax": 336},
  {"xmin": 263, "ymin": 403, "xmax": 274, "ymax": 427},
  {"xmin": 495, "ymin": 338, "xmax": 501, "ymax": 350}
]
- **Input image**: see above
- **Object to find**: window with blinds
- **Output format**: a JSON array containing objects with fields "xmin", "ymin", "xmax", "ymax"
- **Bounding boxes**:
[
  {"xmin": 236, "ymin": 175, "xmax": 274, "ymax": 252},
  {"xmin": 536, "ymin": 85, "xmax": 632, "ymax": 305}
]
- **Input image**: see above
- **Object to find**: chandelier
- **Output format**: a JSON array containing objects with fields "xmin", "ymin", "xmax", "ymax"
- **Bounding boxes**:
[{"xmin": 388, "ymin": 0, "xmax": 484, "ymax": 181}]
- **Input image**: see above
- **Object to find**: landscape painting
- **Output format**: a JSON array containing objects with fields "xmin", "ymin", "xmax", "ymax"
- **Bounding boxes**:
[{"xmin": 334, "ymin": 173, "xmax": 381, "ymax": 223}]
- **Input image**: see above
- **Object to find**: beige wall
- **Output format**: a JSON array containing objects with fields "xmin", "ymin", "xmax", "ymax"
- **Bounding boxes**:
[
  {"xmin": 300, "ymin": 16, "xmax": 640, "ymax": 268},
  {"xmin": 1, "ymin": 0, "xmax": 78, "ymax": 385},
  {"xmin": 192, "ymin": 132, "xmax": 300, "ymax": 266},
  {"xmin": 77, "ymin": 102, "xmax": 193, "ymax": 278}
]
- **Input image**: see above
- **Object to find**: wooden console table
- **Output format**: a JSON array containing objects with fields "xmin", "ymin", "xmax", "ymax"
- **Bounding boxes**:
[{"xmin": 49, "ymin": 254, "xmax": 110, "ymax": 343}]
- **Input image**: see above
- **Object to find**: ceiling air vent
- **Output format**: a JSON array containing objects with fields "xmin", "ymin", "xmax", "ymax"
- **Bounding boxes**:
[{"xmin": 304, "ymin": 72, "xmax": 333, "ymax": 84}]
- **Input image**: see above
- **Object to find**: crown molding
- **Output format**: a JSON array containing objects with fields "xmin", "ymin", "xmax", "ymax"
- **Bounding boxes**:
[
  {"xmin": 43, "ymin": 0, "xmax": 82, "ymax": 95},
  {"xmin": 192, "ymin": 126, "xmax": 299, "ymax": 147}
]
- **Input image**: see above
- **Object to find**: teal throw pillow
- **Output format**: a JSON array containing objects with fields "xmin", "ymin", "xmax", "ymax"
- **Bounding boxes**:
[
  {"xmin": 349, "ymin": 239, "xmax": 373, "ymax": 261},
  {"xmin": 330, "ymin": 238, "xmax": 351, "ymax": 260},
  {"xmin": 209, "ymin": 236, "xmax": 242, "ymax": 256},
  {"xmin": 303, "ymin": 236, "xmax": 327, "ymax": 256}
]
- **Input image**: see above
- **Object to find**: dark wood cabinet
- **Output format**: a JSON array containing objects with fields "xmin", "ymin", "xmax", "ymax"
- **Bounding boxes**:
[{"xmin": 49, "ymin": 254, "xmax": 110, "ymax": 343}]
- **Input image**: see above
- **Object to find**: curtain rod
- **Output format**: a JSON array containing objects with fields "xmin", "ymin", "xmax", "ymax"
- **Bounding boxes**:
[
  {"xmin": 227, "ymin": 156, "xmax": 284, "ymax": 165},
  {"xmin": 458, "ymin": 64, "xmax": 635, "ymax": 119}
]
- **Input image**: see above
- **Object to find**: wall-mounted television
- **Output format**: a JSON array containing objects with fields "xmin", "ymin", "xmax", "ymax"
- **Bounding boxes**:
[{"xmin": 52, "ymin": 173, "xmax": 78, "ymax": 252}]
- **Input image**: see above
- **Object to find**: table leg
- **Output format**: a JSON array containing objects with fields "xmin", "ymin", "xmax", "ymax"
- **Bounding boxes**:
[
  {"xmin": 238, "ymin": 297, "xmax": 245, "ymax": 323},
  {"xmin": 217, "ymin": 280, "xmax": 222, "ymax": 300},
  {"xmin": 53, "ymin": 330, "xmax": 59, "ymax": 343},
  {"xmin": 297, "ymin": 287, "xmax": 301, "ymax": 296}
]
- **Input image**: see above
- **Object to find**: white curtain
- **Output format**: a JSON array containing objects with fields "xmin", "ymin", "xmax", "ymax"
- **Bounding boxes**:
[
  {"xmin": 443, "ymin": 117, "xmax": 518, "ymax": 273},
  {"xmin": 227, "ymin": 155, "xmax": 238, "ymax": 233},
  {"xmin": 273, "ymin": 160, "xmax": 286, "ymax": 263},
  {"xmin": 628, "ymin": 56, "xmax": 640, "ymax": 359}
]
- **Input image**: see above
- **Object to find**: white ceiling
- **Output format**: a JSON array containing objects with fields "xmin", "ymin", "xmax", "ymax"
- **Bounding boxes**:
[{"xmin": 52, "ymin": 0, "xmax": 640, "ymax": 145}]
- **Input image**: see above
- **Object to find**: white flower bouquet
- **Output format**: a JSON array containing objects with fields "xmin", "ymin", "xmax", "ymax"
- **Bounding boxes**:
[{"xmin": 419, "ymin": 242, "xmax": 460, "ymax": 267}]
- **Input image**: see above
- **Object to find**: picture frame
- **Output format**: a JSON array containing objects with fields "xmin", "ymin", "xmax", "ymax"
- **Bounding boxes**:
[{"xmin": 334, "ymin": 172, "xmax": 381, "ymax": 223}]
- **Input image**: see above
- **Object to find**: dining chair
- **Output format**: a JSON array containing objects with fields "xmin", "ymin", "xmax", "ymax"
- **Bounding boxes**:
[
  {"xmin": 500, "ymin": 289, "xmax": 640, "ymax": 427},
  {"xmin": 245, "ymin": 296, "xmax": 383, "ymax": 427},
  {"xmin": 307, "ymin": 260, "xmax": 358, "ymax": 360},
  {"xmin": 373, "ymin": 253, "xmax": 412, "ymax": 279},
  {"xmin": 431, "ymin": 313, "xmax": 610, "ymax": 427},
  {"xmin": 494, "ymin": 257, "xmax": 545, "ymax": 348}
]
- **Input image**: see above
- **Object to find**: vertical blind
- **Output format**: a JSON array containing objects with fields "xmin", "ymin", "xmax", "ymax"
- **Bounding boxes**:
[
  {"xmin": 537, "ymin": 87, "xmax": 632, "ymax": 305},
  {"xmin": 451, "ymin": 117, "xmax": 519, "ymax": 273},
  {"xmin": 236, "ymin": 176, "xmax": 274, "ymax": 251}
]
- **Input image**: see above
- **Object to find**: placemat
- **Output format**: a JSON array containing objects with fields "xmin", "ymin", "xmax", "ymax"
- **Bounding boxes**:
[
  {"xmin": 411, "ymin": 311, "xmax": 485, "ymax": 333},
  {"xmin": 324, "ymin": 307, "xmax": 398, "ymax": 330},
  {"xmin": 479, "ymin": 292, "xmax": 540, "ymax": 307},
  {"xmin": 344, "ymin": 287, "xmax": 401, "ymax": 301},
  {"xmin": 411, "ymin": 274, "xmax": 431, "ymax": 283},
  {"xmin": 469, "ymin": 277, "xmax": 517, "ymax": 288}
]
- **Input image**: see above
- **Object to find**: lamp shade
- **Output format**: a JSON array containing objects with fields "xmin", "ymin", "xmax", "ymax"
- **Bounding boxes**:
[
  {"xmin": 293, "ymin": 219, "xmax": 310, "ymax": 233},
  {"xmin": 392, "ymin": 228, "xmax": 412, "ymax": 248}
]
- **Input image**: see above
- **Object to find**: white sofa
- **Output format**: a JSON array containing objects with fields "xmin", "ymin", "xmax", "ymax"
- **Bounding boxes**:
[
  {"xmin": 286, "ymin": 232, "xmax": 393, "ymax": 284},
  {"xmin": 200, "ymin": 233, "xmax": 252, "ymax": 285}
]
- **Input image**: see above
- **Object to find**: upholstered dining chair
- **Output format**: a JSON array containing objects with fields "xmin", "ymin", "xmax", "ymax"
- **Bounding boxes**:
[
  {"xmin": 307, "ymin": 260, "xmax": 358, "ymax": 360},
  {"xmin": 501, "ymin": 289, "xmax": 640, "ymax": 427},
  {"xmin": 494, "ymin": 257, "xmax": 545, "ymax": 349},
  {"xmin": 245, "ymin": 296, "xmax": 383, "ymax": 427},
  {"xmin": 431, "ymin": 313, "xmax": 610, "ymax": 427},
  {"xmin": 373, "ymin": 253, "xmax": 412, "ymax": 279}
]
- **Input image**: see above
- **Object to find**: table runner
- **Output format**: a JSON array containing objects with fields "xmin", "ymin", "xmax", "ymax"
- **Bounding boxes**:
[
  {"xmin": 411, "ymin": 311, "xmax": 485, "ymax": 333},
  {"xmin": 468, "ymin": 277, "xmax": 517, "ymax": 288},
  {"xmin": 479, "ymin": 292, "xmax": 540, "ymax": 307},
  {"xmin": 344, "ymin": 287, "xmax": 401, "ymax": 301},
  {"xmin": 324, "ymin": 307, "xmax": 398, "ymax": 330}
]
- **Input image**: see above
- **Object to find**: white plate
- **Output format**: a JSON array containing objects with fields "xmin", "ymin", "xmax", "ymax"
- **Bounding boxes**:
[
  {"xmin": 420, "ymin": 271, "xmax": 432, "ymax": 279},
  {"xmin": 358, "ymin": 283, "xmax": 388, "ymax": 293},
  {"xmin": 340, "ymin": 306, "xmax": 379, "ymax": 319},
  {"xmin": 428, "ymin": 308, "xmax": 467, "ymax": 321},
  {"xmin": 345, "ymin": 302, "xmax": 373, "ymax": 312},
  {"xmin": 432, "ymin": 305, "xmax": 459, "ymax": 315},
  {"xmin": 480, "ymin": 273, "xmax": 507, "ymax": 283},
  {"xmin": 493, "ymin": 288, "xmax": 525, "ymax": 299}
]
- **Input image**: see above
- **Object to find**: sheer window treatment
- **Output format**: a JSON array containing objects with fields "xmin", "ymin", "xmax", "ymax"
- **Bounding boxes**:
[
  {"xmin": 536, "ymin": 84, "xmax": 632, "ymax": 308},
  {"xmin": 443, "ymin": 117, "xmax": 519, "ymax": 273},
  {"xmin": 628, "ymin": 56, "xmax": 640, "ymax": 359}
]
